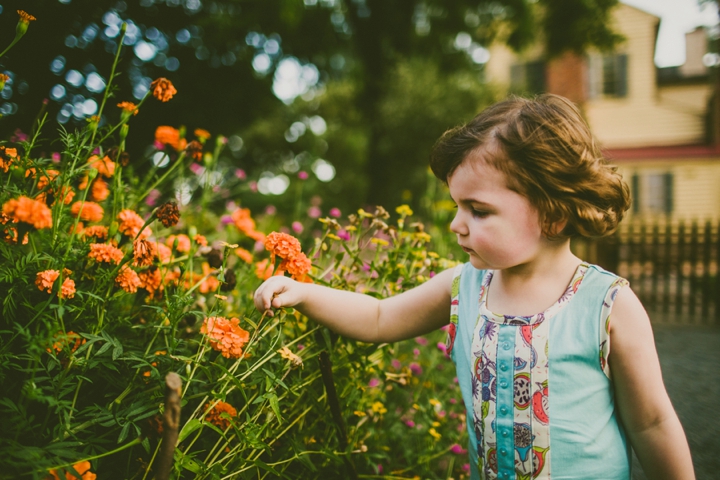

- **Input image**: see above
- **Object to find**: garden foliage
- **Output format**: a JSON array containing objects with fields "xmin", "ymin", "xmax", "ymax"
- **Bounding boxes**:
[{"xmin": 0, "ymin": 13, "xmax": 469, "ymax": 480}]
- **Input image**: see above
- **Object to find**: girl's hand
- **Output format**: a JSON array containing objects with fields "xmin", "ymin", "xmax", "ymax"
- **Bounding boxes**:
[{"xmin": 253, "ymin": 276, "xmax": 305, "ymax": 315}]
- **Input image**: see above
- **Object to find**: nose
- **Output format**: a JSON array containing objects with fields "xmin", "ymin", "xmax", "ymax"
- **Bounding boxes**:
[{"xmin": 449, "ymin": 209, "xmax": 467, "ymax": 236}]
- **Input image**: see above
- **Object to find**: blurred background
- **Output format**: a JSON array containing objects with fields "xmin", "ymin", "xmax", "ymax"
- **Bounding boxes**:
[{"xmin": 1, "ymin": 1, "xmax": 719, "ymax": 475}]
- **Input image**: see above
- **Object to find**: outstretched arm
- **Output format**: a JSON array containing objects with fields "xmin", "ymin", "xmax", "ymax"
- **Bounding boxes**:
[
  {"xmin": 253, "ymin": 267, "xmax": 455, "ymax": 343},
  {"xmin": 609, "ymin": 287, "xmax": 695, "ymax": 480}
]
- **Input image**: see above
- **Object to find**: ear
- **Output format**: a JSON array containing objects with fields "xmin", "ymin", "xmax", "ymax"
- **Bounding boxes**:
[{"xmin": 544, "ymin": 216, "xmax": 568, "ymax": 238}]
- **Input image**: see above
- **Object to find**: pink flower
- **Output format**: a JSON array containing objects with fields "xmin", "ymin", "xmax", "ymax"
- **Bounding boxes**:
[
  {"xmin": 189, "ymin": 163, "xmax": 205, "ymax": 175},
  {"xmin": 291, "ymin": 221, "xmax": 303, "ymax": 233},
  {"xmin": 429, "ymin": 271, "xmax": 436, "ymax": 278},
  {"xmin": 307, "ymin": 206, "xmax": 321, "ymax": 218},
  {"xmin": 145, "ymin": 189, "xmax": 161, "ymax": 207},
  {"xmin": 220, "ymin": 214, "xmax": 234, "ymax": 225},
  {"xmin": 265, "ymin": 205, "xmax": 277, "ymax": 215},
  {"xmin": 362, "ymin": 263, "xmax": 371, "ymax": 271},
  {"xmin": 12, "ymin": 129, "xmax": 28, "ymax": 142},
  {"xmin": 51, "ymin": 152, "xmax": 61, "ymax": 163},
  {"xmin": 297, "ymin": 344, "xmax": 305, "ymax": 351},
  {"xmin": 440, "ymin": 324, "xmax": 450, "ymax": 332},
  {"xmin": 368, "ymin": 378, "xmax": 380, "ymax": 388},
  {"xmin": 391, "ymin": 359, "xmax": 401, "ymax": 369},
  {"xmin": 405, "ymin": 420, "xmax": 415, "ymax": 428},
  {"xmin": 153, "ymin": 140, "xmax": 164, "ymax": 150},
  {"xmin": 449, "ymin": 398, "xmax": 457, "ymax": 404},
  {"xmin": 415, "ymin": 336, "xmax": 428, "ymax": 346},
  {"xmin": 409, "ymin": 362, "xmax": 422, "ymax": 376},
  {"xmin": 437, "ymin": 342, "xmax": 447, "ymax": 353},
  {"xmin": 413, "ymin": 348, "xmax": 420, "ymax": 357},
  {"xmin": 462, "ymin": 464, "xmax": 470, "ymax": 473},
  {"xmin": 453, "ymin": 377, "xmax": 459, "ymax": 384},
  {"xmin": 329, "ymin": 207, "xmax": 341, "ymax": 218},
  {"xmin": 338, "ymin": 229, "xmax": 351, "ymax": 241},
  {"xmin": 438, "ymin": 410, "xmax": 446, "ymax": 418},
  {"xmin": 450, "ymin": 444, "xmax": 467, "ymax": 455},
  {"xmin": 249, "ymin": 181, "xmax": 258, "ymax": 193},
  {"xmin": 376, "ymin": 464, "xmax": 383, "ymax": 474},
  {"xmin": 235, "ymin": 169, "xmax": 246, "ymax": 179},
  {"xmin": 298, "ymin": 171, "xmax": 309, "ymax": 180}
]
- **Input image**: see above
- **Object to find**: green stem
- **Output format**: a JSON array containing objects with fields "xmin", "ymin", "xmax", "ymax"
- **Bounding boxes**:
[
  {"xmin": 132, "ymin": 152, "xmax": 187, "ymax": 209},
  {"xmin": 43, "ymin": 437, "xmax": 142, "ymax": 474}
]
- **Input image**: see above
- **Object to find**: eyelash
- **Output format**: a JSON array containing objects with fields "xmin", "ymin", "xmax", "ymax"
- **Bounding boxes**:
[{"xmin": 471, "ymin": 209, "xmax": 489, "ymax": 218}]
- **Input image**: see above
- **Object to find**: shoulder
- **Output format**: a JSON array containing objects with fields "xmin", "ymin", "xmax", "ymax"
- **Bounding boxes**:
[{"xmin": 608, "ymin": 285, "xmax": 652, "ymax": 340}]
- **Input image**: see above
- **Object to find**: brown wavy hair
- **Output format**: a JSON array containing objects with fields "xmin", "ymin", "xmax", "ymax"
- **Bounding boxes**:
[{"xmin": 429, "ymin": 94, "xmax": 631, "ymax": 238}]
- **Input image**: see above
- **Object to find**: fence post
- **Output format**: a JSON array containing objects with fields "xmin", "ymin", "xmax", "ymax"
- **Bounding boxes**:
[{"xmin": 155, "ymin": 372, "xmax": 182, "ymax": 480}]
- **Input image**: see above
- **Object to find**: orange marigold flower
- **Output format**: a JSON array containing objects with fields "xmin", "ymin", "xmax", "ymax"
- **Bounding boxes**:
[
  {"xmin": 194, "ymin": 234, "xmax": 208, "ymax": 246},
  {"xmin": 60, "ymin": 278, "xmax": 76, "ymax": 299},
  {"xmin": 0, "ymin": 145, "xmax": 17, "ymax": 173},
  {"xmin": 194, "ymin": 128, "xmax": 211, "ymax": 141},
  {"xmin": 47, "ymin": 331, "xmax": 85, "ymax": 355},
  {"xmin": 154, "ymin": 126, "xmax": 187, "ymax": 151},
  {"xmin": 139, "ymin": 267, "xmax": 163, "ymax": 299},
  {"xmin": 133, "ymin": 239, "xmax": 157, "ymax": 267},
  {"xmin": 150, "ymin": 77, "xmax": 177, "ymax": 102},
  {"xmin": 118, "ymin": 209, "xmax": 151, "ymax": 239},
  {"xmin": 48, "ymin": 460, "xmax": 96, "ymax": 480},
  {"xmin": 156, "ymin": 201, "xmax": 180, "ymax": 227},
  {"xmin": 264, "ymin": 232, "xmax": 302, "ymax": 261},
  {"xmin": 54, "ymin": 186, "xmax": 76, "ymax": 206},
  {"xmin": 157, "ymin": 243, "xmax": 172, "ymax": 263},
  {"xmin": 117, "ymin": 101, "xmax": 138, "ymax": 115},
  {"xmin": 201, "ymin": 316, "xmax": 250, "ymax": 359},
  {"xmin": 116, "ymin": 265, "xmax": 141, "ymax": 293},
  {"xmin": 17, "ymin": 10, "xmax": 36, "ymax": 23},
  {"xmin": 3, "ymin": 196, "xmax": 52, "ymax": 229},
  {"xmin": 83, "ymin": 225, "xmax": 108, "ymax": 241},
  {"xmin": 36, "ymin": 270, "xmax": 60, "ymax": 293},
  {"xmin": 283, "ymin": 251, "xmax": 313, "ymax": 282},
  {"xmin": 205, "ymin": 400, "xmax": 237, "ymax": 430},
  {"xmin": 231, "ymin": 208, "xmax": 257, "ymax": 236},
  {"xmin": 0, "ymin": 74, "xmax": 9, "ymax": 90},
  {"xmin": 235, "ymin": 247, "xmax": 253, "ymax": 264},
  {"xmin": 90, "ymin": 178, "xmax": 110, "ymax": 202},
  {"xmin": 166, "ymin": 234, "xmax": 191, "ymax": 253},
  {"xmin": 199, "ymin": 262, "xmax": 219, "ymax": 294},
  {"xmin": 88, "ymin": 243, "xmax": 124, "ymax": 264},
  {"xmin": 70, "ymin": 201, "xmax": 104, "ymax": 223},
  {"xmin": 87, "ymin": 155, "xmax": 115, "ymax": 178},
  {"xmin": 185, "ymin": 140, "xmax": 203, "ymax": 161},
  {"xmin": 255, "ymin": 259, "xmax": 274, "ymax": 280}
]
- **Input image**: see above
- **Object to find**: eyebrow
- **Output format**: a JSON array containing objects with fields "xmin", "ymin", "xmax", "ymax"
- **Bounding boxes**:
[{"xmin": 450, "ymin": 195, "xmax": 495, "ymax": 207}]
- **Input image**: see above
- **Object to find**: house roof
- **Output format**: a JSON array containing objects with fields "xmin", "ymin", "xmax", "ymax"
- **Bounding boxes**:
[{"xmin": 604, "ymin": 144, "xmax": 720, "ymax": 162}]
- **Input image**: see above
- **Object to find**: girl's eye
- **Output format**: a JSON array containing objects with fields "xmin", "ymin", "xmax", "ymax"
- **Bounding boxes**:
[{"xmin": 471, "ymin": 209, "xmax": 489, "ymax": 218}]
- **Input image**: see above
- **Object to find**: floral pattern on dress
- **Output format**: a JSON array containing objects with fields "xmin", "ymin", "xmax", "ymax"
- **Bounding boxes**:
[
  {"xmin": 446, "ymin": 265, "xmax": 464, "ymax": 355},
  {"xmin": 599, "ymin": 277, "xmax": 629, "ymax": 379}
]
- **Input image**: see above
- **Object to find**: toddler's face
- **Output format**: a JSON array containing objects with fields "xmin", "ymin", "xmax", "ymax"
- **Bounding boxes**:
[{"xmin": 447, "ymin": 149, "xmax": 546, "ymax": 271}]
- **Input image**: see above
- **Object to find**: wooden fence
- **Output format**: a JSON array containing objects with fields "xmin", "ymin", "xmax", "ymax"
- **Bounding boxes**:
[{"xmin": 573, "ymin": 219, "xmax": 720, "ymax": 325}]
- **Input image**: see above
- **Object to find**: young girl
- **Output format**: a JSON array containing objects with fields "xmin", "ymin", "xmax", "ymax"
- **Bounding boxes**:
[{"xmin": 254, "ymin": 95, "xmax": 694, "ymax": 480}]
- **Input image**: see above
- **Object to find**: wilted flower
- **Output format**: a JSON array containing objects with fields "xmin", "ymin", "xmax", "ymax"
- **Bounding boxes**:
[
  {"xmin": 70, "ymin": 201, "xmax": 104, "ymax": 223},
  {"xmin": 118, "ymin": 209, "xmax": 151, "ymax": 239},
  {"xmin": 116, "ymin": 266, "xmax": 141, "ymax": 293},
  {"xmin": 88, "ymin": 243, "xmax": 124, "ymax": 264},
  {"xmin": 205, "ymin": 401, "xmax": 237, "ymax": 430},
  {"xmin": 185, "ymin": 140, "xmax": 203, "ymax": 161},
  {"xmin": 201, "ymin": 316, "xmax": 250, "ymax": 359},
  {"xmin": 16, "ymin": 10, "xmax": 36, "ymax": 37},
  {"xmin": 3, "ymin": 196, "xmax": 52, "ymax": 229},
  {"xmin": 133, "ymin": 239, "xmax": 157, "ymax": 267},
  {"xmin": 36, "ymin": 270, "xmax": 60, "ymax": 294},
  {"xmin": 156, "ymin": 201, "xmax": 180, "ymax": 227},
  {"xmin": 150, "ymin": 77, "xmax": 177, "ymax": 102},
  {"xmin": 278, "ymin": 346, "xmax": 303, "ymax": 368}
]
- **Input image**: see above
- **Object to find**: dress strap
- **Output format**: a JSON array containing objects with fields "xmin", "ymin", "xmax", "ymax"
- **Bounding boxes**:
[
  {"xmin": 599, "ymin": 277, "xmax": 630, "ymax": 379},
  {"xmin": 445, "ymin": 264, "xmax": 464, "ymax": 356}
]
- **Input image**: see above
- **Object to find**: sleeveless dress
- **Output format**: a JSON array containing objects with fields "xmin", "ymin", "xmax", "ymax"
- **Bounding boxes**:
[{"xmin": 447, "ymin": 262, "xmax": 631, "ymax": 480}]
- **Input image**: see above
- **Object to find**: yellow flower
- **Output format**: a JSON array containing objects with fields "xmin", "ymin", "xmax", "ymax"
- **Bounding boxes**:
[
  {"xmin": 395, "ymin": 204, "xmax": 413, "ymax": 217},
  {"xmin": 357, "ymin": 208, "xmax": 373, "ymax": 218},
  {"xmin": 370, "ymin": 238, "xmax": 389, "ymax": 246},
  {"xmin": 428, "ymin": 428, "xmax": 441, "ymax": 440},
  {"xmin": 371, "ymin": 401, "xmax": 387, "ymax": 415},
  {"xmin": 326, "ymin": 233, "xmax": 341, "ymax": 241},
  {"xmin": 428, "ymin": 252, "xmax": 439, "ymax": 258},
  {"xmin": 429, "ymin": 398, "xmax": 441, "ymax": 407},
  {"xmin": 278, "ymin": 346, "xmax": 303, "ymax": 368},
  {"xmin": 353, "ymin": 410, "xmax": 366, "ymax": 417}
]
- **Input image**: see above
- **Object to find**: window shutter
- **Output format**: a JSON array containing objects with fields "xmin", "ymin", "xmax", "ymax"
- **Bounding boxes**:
[
  {"xmin": 615, "ymin": 54, "xmax": 628, "ymax": 97},
  {"xmin": 664, "ymin": 172, "xmax": 674, "ymax": 214},
  {"xmin": 632, "ymin": 173, "xmax": 640, "ymax": 214}
]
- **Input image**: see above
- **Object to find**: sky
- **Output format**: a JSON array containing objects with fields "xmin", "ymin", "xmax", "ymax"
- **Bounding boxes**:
[{"xmin": 621, "ymin": 0, "xmax": 719, "ymax": 67}]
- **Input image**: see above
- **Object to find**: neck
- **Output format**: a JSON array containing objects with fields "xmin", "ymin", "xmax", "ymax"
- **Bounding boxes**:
[{"xmin": 495, "ymin": 238, "xmax": 580, "ymax": 287}]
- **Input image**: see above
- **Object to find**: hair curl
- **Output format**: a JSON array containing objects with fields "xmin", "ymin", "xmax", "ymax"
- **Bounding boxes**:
[{"xmin": 430, "ymin": 94, "xmax": 631, "ymax": 238}]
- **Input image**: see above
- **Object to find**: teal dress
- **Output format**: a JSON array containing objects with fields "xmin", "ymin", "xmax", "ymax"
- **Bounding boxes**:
[{"xmin": 447, "ymin": 262, "xmax": 631, "ymax": 480}]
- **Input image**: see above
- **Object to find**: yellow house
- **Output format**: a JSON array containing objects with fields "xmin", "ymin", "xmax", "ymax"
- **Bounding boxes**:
[{"xmin": 485, "ymin": 2, "xmax": 720, "ymax": 221}]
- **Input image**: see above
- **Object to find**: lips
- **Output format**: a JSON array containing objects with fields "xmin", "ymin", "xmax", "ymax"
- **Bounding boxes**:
[{"xmin": 460, "ymin": 246, "xmax": 473, "ymax": 254}]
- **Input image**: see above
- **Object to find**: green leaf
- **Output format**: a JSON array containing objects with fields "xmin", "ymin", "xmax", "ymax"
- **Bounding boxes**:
[
  {"xmin": 267, "ymin": 393, "xmax": 282, "ymax": 423},
  {"xmin": 178, "ymin": 419, "xmax": 202, "ymax": 444}
]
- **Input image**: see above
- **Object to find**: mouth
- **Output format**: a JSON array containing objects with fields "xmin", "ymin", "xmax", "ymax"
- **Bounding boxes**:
[{"xmin": 460, "ymin": 246, "xmax": 473, "ymax": 254}]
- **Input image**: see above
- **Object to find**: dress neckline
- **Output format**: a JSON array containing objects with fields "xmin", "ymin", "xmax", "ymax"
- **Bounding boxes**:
[{"xmin": 477, "ymin": 262, "xmax": 589, "ymax": 326}]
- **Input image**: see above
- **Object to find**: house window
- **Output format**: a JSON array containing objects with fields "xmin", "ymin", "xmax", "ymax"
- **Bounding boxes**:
[
  {"xmin": 588, "ymin": 53, "xmax": 628, "ymax": 98},
  {"xmin": 510, "ymin": 60, "xmax": 546, "ymax": 94},
  {"xmin": 632, "ymin": 172, "xmax": 673, "ymax": 215}
]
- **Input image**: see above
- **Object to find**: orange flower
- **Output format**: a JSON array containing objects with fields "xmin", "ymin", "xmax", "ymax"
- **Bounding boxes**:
[
  {"xmin": 185, "ymin": 140, "xmax": 203, "ymax": 161},
  {"xmin": 139, "ymin": 267, "xmax": 163, "ymax": 299},
  {"xmin": 194, "ymin": 128, "xmax": 211, "ymax": 141},
  {"xmin": 0, "ymin": 146, "xmax": 18, "ymax": 173},
  {"xmin": 88, "ymin": 243, "xmax": 124, "ymax": 264},
  {"xmin": 157, "ymin": 243, "xmax": 172, "ymax": 263},
  {"xmin": 156, "ymin": 201, "xmax": 180, "ymax": 227},
  {"xmin": 17, "ymin": 10, "xmax": 36, "ymax": 23},
  {"xmin": 283, "ymin": 251, "xmax": 313, "ymax": 282},
  {"xmin": 69, "ymin": 221, "xmax": 84, "ymax": 236},
  {"xmin": 264, "ymin": 232, "xmax": 302, "ymax": 261},
  {"xmin": 47, "ymin": 331, "xmax": 85, "ymax": 355},
  {"xmin": 254, "ymin": 259, "xmax": 273, "ymax": 280},
  {"xmin": 155, "ymin": 126, "xmax": 187, "ymax": 151},
  {"xmin": 83, "ymin": 225, "xmax": 108, "ymax": 241},
  {"xmin": 205, "ymin": 400, "xmax": 237, "ymax": 430},
  {"xmin": 90, "ymin": 178, "xmax": 109, "ymax": 202},
  {"xmin": 116, "ymin": 265, "xmax": 141, "ymax": 293},
  {"xmin": 3, "ymin": 196, "xmax": 52, "ymax": 229},
  {"xmin": 70, "ymin": 201, "xmax": 104, "ymax": 223},
  {"xmin": 166, "ymin": 234, "xmax": 191, "ymax": 253},
  {"xmin": 118, "ymin": 209, "xmax": 151, "ymax": 239},
  {"xmin": 150, "ymin": 77, "xmax": 177, "ymax": 102},
  {"xmin": 201, "ymin": 316, "xmax": 250, "ymax": 359},
  {"xmin": 54, "ymin": 186, "xmax": 75, "ymax": 206},
  {"xmin": 231, "ymin": 208, "xmax": 256, "ymax": 235},
  {"xmin": 133, "ymin": 239, "xmax": 157, "ymax": 267},
  {"xmin": 60, "ymin": 278, "xmax": 76, "ymax": 299},
  {"xmin": 36, "ymin": 270, "xmax": 60, "ymax": 293},
  {"xmin": 48, "ymin": 460, "xmax": 96, "ymax": 480},
  {"xmin": 235, "ymin": 247, "xmax": 253, "ymax": 264},
  {"xmin": 117, "ymin": 101, "xmax": 138, "ymax": 115},
  {"xmin": 199, "ymin": 262, "xmax": 219, "ymax": 294},
  {"xmin": 194, "ymin": 234, "xmax": 208, "ymax": 246},
  {"xmin": 87, "ymin": 155, "xmax": 115, "ymax": 178}
]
